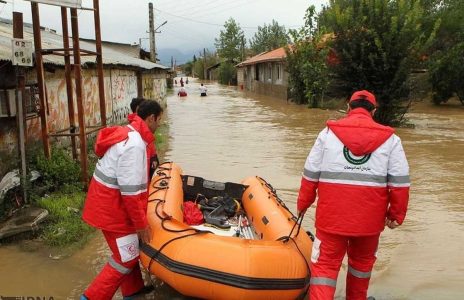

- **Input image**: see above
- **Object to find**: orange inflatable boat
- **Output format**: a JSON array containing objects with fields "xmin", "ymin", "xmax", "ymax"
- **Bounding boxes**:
[{"xmin": 140, "ymin": 162, "xmax": 313, "ymax": 300}]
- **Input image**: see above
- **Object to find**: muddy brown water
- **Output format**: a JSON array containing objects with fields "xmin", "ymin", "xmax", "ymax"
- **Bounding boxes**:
[{"xmin": 1, "ymin": 79, "xmax": 463, "ymax": 299}]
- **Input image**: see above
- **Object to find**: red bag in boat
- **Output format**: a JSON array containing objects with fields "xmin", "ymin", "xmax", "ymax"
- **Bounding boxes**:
[{"xmin": 183, "ymin": 201, "xmax": 204, "ymax": 225}]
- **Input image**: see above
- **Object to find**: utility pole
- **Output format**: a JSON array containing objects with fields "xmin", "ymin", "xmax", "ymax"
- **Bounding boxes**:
[
  {"xmin": 241, "ymin": 36, "xmax": 245, "ymax": 62},
  {"xmin": 203, "ymin": 48, "xmax": 207, "ymax": 80},
  {"xmin": 148, "ymin": 2, "xmax": 156, "ymax": 62}
]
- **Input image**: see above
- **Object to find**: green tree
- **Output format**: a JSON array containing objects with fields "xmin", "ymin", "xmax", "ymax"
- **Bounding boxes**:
[
  {"xmin": 215, "ymin": 18, "xmax": 244, "ymax": 84},
  {"xmin": 427, "ymin": 0, "xmax": 464, "ymax": 104},
  {"xmin": 249, "ymin": 20, "xmax": 290, "ymax": 55},
  {"xmin": 286, "ymin": 6, "xmax": 330, "ymax": 107},
  {"xmin": 319, "ymin": 0, "xmax": 438, "ymax": 126},
  {"xmin": 215, "ymin": 18, "xmax": 245, "ymax": 63},
  {"xmin": 218, "ymin": 62, "xmax": 236, "ymax": 85}
]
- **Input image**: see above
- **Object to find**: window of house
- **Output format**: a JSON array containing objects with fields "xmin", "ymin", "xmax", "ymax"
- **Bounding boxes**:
[
  {"xmin": 276, "ymin": 64, "xmax": 282, "ymax": 81},
  {"xmin": 259, "ymin": 64, "xmax": 265, "ymax": 82},
  {"xmin": 268, "ymin": 63, "xmax": 272, "ymax": 82},
  {"xmin": 24, "ymin": 86, "xmax": 40, "ymax": 116},
  {"xmin": 0, "ymin": 87, "xmax": 38, "ymax": 118}
]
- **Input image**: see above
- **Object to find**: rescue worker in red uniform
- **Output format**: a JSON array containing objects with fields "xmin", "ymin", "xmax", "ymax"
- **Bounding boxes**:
[
  {"xmin": 81, "ymin": 100, "xmax": 163, "ymax": 299},
  {"xmin": 128, "ymin": 98, "xmax": 159, "ymax": 179},
  {"xmin": 297, "ymin": 90, "xmax": 410, "ymax": 300}
]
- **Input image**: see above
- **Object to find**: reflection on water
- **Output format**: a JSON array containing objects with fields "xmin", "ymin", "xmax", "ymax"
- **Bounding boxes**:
[{"xmin": 0, "ymin": 80, "xmax": 463, "ymax": 299}]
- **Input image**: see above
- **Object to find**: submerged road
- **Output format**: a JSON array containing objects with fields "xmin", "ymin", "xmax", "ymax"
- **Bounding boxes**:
[{"xmin": 1, "ymin": 78, "xmax": 463, "ymax": 299}]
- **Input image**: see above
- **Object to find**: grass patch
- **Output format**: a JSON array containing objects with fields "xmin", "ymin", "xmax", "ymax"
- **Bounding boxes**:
[
  {"xmin": 155, "ymin": 123, "xmax": 168, "ymax": 149},
  {"xmin": 36, "ymin": 190, "xmax": 94, "ymax": 247}
]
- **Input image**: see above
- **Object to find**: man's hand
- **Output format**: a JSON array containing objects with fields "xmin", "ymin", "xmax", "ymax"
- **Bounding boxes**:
[
  {"xmin": 137, "ymin": 226, "xmax": 152, "ymax": 244},
  {"xmin": 385, "ymin": 219, "xmax": 400, "ymax": 229}
]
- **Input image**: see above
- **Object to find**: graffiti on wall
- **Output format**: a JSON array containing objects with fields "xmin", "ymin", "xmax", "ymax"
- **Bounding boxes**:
[
  {"xmin": 143, "ymin": 76, "xmax": 167, "ymax": 102},
  {"xmin": 45, "ymin": 78, "xmax": 70, "ymax": 132},
  {"xmin": 1, "ymin": 69, "xmax": 140, "ymax": 156},
  {"xmin": 110, "ymin": 70, "xmax": 137, "ymax": 124}
]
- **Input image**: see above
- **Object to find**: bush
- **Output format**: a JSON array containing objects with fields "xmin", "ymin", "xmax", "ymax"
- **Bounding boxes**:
[
  {"xmin": 218, "ymin": 62, "xmax": 237, "ymax": 85},
  {"xmin": 32, "ymin": 148, "xmax": 82, "ymax": 191}
]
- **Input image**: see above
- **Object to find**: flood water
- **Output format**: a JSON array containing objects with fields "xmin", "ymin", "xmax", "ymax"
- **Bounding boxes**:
[{"xmin": 0, "ymin": 78, "xmax": 463, "ymax": 299}]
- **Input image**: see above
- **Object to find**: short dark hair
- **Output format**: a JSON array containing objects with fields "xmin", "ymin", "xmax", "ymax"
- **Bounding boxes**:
[
  {"xmin": 130, "ymin": 98, "xmax": 145, "ymax": 113},
  {"xmin": 137, "ymin": 100, "xmax": 163, "ymax": 120},
  {"xmin": 349, "ymin": 99, "xmax": 376, "ymax": 112}
]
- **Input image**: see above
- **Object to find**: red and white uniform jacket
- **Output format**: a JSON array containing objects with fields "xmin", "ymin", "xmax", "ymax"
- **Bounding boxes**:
[
  {"xmin": 82, "ymin": 116, "xmax": 154, "ymax": 233},
  {"xmin": 297, "ymin": 108, "xmax": 410, "ymax": 236}
]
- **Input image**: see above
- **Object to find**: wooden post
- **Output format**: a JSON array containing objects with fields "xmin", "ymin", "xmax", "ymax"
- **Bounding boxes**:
[
  {"xmin": 31, "ymin": 2, "xmax": 50, "ymax": 158},
  {"xmin": 137, "ymin": 72, "xmax": 143, "ymax": 98},
  {"xmin": 60, "ymin": 7, "xmax": 77, "ymax": 160},
  {"xmin": 93, "ymin": 0, "xmax": 106, "ymax": 126},
  {"xmin": 70, "ymin": 8, "xmax": 89, "ymax": 187}
]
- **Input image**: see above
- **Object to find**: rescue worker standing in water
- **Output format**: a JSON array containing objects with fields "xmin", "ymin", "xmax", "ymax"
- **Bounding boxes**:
[
  {"xmin": 81, "ymin": 100, "xmax": 163, "ymax": 299},
  {"xmin": 297, "ymin": 90, "xmax": 410, "ymax": 300}
]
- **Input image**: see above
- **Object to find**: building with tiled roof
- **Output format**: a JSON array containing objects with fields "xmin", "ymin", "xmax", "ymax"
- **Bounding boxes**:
[{"xmin": 236, "ymin": 46, "xmax": 289, "ymax": 100}]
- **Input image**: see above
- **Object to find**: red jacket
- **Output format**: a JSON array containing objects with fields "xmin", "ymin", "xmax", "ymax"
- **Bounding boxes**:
[
  {"xmin": 297, "ymin": 108, "xmax": 410, "ymax": 236},
  {"xmin": 82, "ymin": 116, "xmax": 154, "ymax": 233}
]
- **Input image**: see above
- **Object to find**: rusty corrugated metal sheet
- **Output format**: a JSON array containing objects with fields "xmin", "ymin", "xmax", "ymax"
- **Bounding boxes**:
[{"xmin": 0, "ymin": 20, "xmax": 169, "ymax": 70}]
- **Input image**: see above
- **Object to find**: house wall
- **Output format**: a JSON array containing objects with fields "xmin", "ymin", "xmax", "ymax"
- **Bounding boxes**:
[
  {"xmin": 142, "ymin": 70, "xmax": 167, "ymax": 107},
  {"xmin": 237, "ymin": 61, "xmax": 288, "ymax": 100},
  {"xmin": 0, "ymin": 66, "xmax": 167, "ymax": 177}
]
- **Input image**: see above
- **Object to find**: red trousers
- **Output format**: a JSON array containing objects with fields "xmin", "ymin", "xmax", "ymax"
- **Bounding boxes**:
[
  {"xmin": 84, "ymin": 231, "xmax": 144, "ymax": 299},
  {"xmin": 309, "ymin": 230, "xmax": 380, "ymax": 300}
]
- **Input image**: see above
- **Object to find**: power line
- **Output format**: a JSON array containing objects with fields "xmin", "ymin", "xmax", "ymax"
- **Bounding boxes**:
[
  {"xmin": 179, "ymin": 0, "xmax": 253, "ymax": 21},
  {"xmin": 169, "ymin": 0, "xmax": 242, "ymax": 18},
  {"xmin": 155, "ymin": 7, "xmax": 264, "ymax": 29}
]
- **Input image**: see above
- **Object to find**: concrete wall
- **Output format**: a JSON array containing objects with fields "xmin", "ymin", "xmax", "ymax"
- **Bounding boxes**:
[{"xmin": 0, "ymin": 66, "xmax": 167, "ymax": 177}]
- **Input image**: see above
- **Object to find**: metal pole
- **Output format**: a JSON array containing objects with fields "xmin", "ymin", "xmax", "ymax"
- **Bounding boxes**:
[
  {"xmin": 60, "ymin": 7, "xmax": 77, "ymax": 160},
  {"xmin": 148, "ymin": 2, "xmax": 155, "ymax": 62},
  {"xmin": 13, "ymin": 12, "xmax": 28, "ymax": 203},
  {"xmin": 93, "ymin": 0, "xmax": 106, "ymax": 126},
  {"xmin": 70, "ymin": 8, "xmax": 89, "ymax": 187},
  {"xmin": 31, "ymin": 2, "xmax": 51, "ymax": 158}
]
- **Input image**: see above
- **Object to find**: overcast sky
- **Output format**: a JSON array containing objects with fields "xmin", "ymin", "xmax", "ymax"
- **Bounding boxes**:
[{"xmin": 0, "ymin": 0, "xmax": 328, "ymax": 56}]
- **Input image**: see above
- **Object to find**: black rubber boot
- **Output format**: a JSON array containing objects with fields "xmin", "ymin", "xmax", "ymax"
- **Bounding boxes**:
[{"xmin": 123, "ymin": 285, "xmax": 155, "ymax": 299}]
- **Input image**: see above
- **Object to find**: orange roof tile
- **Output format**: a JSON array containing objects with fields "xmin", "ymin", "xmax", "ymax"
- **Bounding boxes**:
[{"xmin": 237, "ymin": 46, "xmax": 287, "ymax": 67}]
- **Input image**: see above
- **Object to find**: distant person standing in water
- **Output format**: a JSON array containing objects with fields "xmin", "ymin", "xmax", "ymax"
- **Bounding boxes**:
[
  {"xmin": 180, "ymin": 77, "xmax": 184, "ymax": 87},
  {"xmin": 199, "ymin": 83, "xmax": 207, "ymax": 97},
  {"xmin": 186, "ymin": 77, "xmax": 189, "ymax": 84},
  {"xmin": 178, "ymin": 86, "xmax": 187, "ymax": 97}
]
